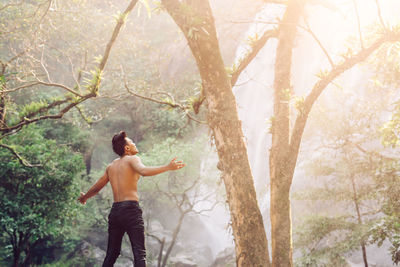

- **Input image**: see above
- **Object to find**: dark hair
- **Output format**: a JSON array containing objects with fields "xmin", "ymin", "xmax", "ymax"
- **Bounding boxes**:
[{"xmin": 112, "ymin": 131, "xmax": 127, "ymax": 156}]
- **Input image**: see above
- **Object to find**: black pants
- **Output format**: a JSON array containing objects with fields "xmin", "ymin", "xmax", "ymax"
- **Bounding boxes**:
[{"xmin": 102, "ymin": 200, "xmax": 146, "ymax": 267}]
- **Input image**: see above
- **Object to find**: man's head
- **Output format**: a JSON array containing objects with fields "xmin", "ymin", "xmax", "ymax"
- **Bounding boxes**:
[{"xmin": 112, "ymin": 131, "xmax": 138, "ymax": 157}]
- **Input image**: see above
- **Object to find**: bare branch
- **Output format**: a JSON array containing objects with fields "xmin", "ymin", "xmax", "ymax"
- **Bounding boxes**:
[
  {"xmin": 123, "ymin": 72, "xmax": 206, "ymax": 124},
  {"xmin": 66, "ymin": 51, "xmax": 82, "ymax": 92},
  {"xmin": 300, "ymin": 18, "xmax": 334, "ymax": 67},
  {"xmin": 352, "ymin": 0, "xmax": 364, "ymax": 49},
  {"xmin": 191, "ymin": 200, "xmax": 220, "ymax": 215},
  {"xmin": 98, "ymin": 0, "xmax": 139, "ymax": 72},
  {"xmin": 146, "ymin": 233, "xmax": 164, "ymax": 244},
  {"xmin": 182, "ymin": 177, "xmax": 199, "ymax": 195},
  {"xmin": 6, "ymin": 48, "xmax": 29, "ymax": 66},
  {"xmin": 374, "ymin": 0, "xmax": 386, "ymax": 30},
  {"xmin": 0, "ymin": 0, "xmax": 24, "ymax": 11},
  {"xmin": 35, "ymin": 80, "xmax": 83, "ymax": 97},
  {"xmin": 40, "ymin": 45, "xmax": 52, "ymax": 83},
  {"xmin": 125, "ymin": 84, "xmax": 177, "ymax": 107},
  {"xmin": 2, "ymin": 74, "xmax": 84, "ymax": 96},
  {"xmin": 0, "ymin": 142, "xmax": 41, "ymax": 167},
  {"xmin": 350, "ymin": 141, "xmax": 396, "ymax": 161},
  {"xmin": 231, "ymin": 29, "xmax": 277, "ymax": 86},
  {"xmin": 2, "ymin": 82, "xmax": 41, "ymax": 93}
]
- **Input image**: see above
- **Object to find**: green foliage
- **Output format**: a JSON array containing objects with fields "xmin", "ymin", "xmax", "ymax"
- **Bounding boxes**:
[
  {"xmin": 0, "ymin": 124, "xmax": 85, "ymax": 266},
  {"xmin": 381, "ymin": 109, "xmax": 400, "ymax": 147},
  {"xmin": 18, "ymin": 99, "xmax": 50, "ymax": 119},
  {"xmin": 246, "ymin": 33, "xmax": 260, "ymax": 47},
  {"xmin": 295, "ymin": 86, "xmax": 400, "ymax": 265},
  {"xmin": 85, "ymin": 68, "xmax": 103, "ymax": 95},
  {"xmin": 292, "ymin": 95, "xmax": 305, "ymax": 115},
  {"xmin": 139, "ymin": 135, "xmax": 213, "ymax": 194},
  {"xmin": 315, "ymin": 69, "xmax": 330, "ymax": 79},
  {"xmin": 295, "ymin": 215, "xmax": 359, "ymax": 267},
  {"xmin": 369, "ymin": 216, "xmax": 400, "ymax": 264}
]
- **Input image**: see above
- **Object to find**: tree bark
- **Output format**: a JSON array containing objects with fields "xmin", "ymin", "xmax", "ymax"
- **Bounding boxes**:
[
  {"xmin": 161, "ymin": 1, "xmax": 270, "ymax": 266},
  {"xmin": 270, "ymin": 1, "xmax": 304, "ymax": 266}
]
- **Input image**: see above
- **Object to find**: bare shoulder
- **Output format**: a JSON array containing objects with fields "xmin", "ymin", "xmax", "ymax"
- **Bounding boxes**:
[
  {"xmin": 108, "ymin": 158, "xmax": 119, "ymax": 168},
  {"xmin": 126, "ymin": 155, "xmax": 141, "ymax": 163},
  {"xmin": 106, "ymin": 163, "xmax": 113, "ymax": 169},
  {"xmin": 105, "ymin": 163, "xmax": 113, "ymax": 174}
]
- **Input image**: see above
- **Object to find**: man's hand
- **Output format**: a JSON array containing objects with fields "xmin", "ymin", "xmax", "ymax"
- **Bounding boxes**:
[
  {"xmin": 168, "ymin": 157, "xmax": 186, "ymax": 170},
  {"xmin": 78, "ymin": 192, "xmax": 87, "ymax": 205}
]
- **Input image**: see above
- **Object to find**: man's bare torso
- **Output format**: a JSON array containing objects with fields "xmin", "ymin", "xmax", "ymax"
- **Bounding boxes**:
[{"xmin": 107, "ymin": 156, "xmax": 140, "ymax": 202}]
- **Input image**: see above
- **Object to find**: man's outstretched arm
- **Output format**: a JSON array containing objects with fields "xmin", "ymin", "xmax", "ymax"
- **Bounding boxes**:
[
  {"xmin": 78, "ymin": 168, "xmax": 110, "ymax": 204},
  {"xmin": 130, "ymin": 156, "xmax": 185, "ymax": 176}
]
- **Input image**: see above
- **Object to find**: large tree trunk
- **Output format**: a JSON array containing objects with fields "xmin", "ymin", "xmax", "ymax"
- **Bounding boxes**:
[
  {"xmin": 162, "ymin": 1, "xmax": 270, "ymax": 266},
  {"xmin": 270, "ymin": 1, "xmax": 304, "ymax": 266}
]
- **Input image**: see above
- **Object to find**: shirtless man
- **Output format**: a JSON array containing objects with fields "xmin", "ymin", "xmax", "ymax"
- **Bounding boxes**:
[{"xmin": 78, "ymin": 131, "xmax": 185, "ymax": 267}]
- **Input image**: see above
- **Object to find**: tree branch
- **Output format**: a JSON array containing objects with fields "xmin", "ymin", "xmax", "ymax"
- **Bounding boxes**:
[
  {"xmin": 35, "ymin": 80, "xmax": 83, "ymax": 97},
  {"xmin": 0, "ymin": 142, "xmax": 41, "ymax": 167},
  {"xmin": 124, "ymin": 80, "xmax": 206, "ymax": 124},
  {"xmin": 0, "ymin": 0, "xmax": 25, "ymax": 11},
  {"xmin": 0, "ymin": 92, "xmax": 95, "ymax": 135},
  {"xmin": 98, "ymin": 0, "xmax": 138, "ymax": 72},
  {"xmin": 0, "ymin": 0, "xmax": 139, "ymax": 137},
  {"xmin": 230, "ymin": 29, "xmax": 277, "ymax": 86},
  {"xmin": 289, "ymin": 30, "xmax": 400, "ymax": 164},
  {"xmin": 350, "ymin": 141, "xmax": 396, "ymax": 161},
  {"xmin": 300, "ymin": 18, "xmax": 334, "ymax": 67},
  {"xmin": 352, "ymin": 0, "xmax": 364, "ymax": 49},
  {"xmin": 4, "ymin": 79, "xmax": 83, "ymax": 96},
  {"xmin": 374, "ymin": 0, "xmax": 386, "ymax": 30}
]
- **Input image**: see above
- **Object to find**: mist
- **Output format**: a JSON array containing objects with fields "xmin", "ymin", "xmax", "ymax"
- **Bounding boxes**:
[{"xmin": 1, "ymin": 0, "xmax": 400, "ymax": 266}]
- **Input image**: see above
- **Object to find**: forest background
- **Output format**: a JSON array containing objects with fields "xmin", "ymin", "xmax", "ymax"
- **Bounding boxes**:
[{"xmin": 1, "ymin": 0, "xmax": 400, "ymax": 266}]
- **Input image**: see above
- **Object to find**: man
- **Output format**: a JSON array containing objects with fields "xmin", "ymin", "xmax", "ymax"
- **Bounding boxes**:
[{"xmin": 78, "ymin": 131, "xmax": 185, "ymax": 267}]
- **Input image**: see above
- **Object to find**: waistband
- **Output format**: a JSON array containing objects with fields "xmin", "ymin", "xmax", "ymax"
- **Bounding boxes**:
[{"xmin": 112, "ymin": 200, "xmax": 140, "ymax": 208}]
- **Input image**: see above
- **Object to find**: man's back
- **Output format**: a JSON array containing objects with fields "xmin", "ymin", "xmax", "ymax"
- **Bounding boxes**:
[
  {"xmin": 78, "ymin": 131, "xmax": 185, "ymax": 267},
  {"xmin": 108, "ymin": 156, "xmax": 140, "ymax": 202}
]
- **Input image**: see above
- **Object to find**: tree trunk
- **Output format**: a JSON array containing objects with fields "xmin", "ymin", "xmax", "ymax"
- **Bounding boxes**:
[
  {"xmin": 84, "ymin": 144, "xmax": 95, "ymax": 175},
  {"xmin": 12, "ymin": 233, "xmax": 23, "ymax": 267},
  {"xmin": 12, "ymin": 248, "xmax": 21, "ymax": 267},
  {"xmin": 0, "ymin": 94, "xmax": 6, "ymax": 127},
  {"xmin": 162, "ymin": 1, "xmax": 270, "ymax": 266},
  {"xmin": 270, "ymin": 1, "xmax": 304, "ymax": 266},
  {"xmin": 350, "ymin": 175, "xmax": 369, "ymax": 267},
  {"xmin": 157, "ymin": 238, "xmax": 165, "ymax": 267},
  {"xmin": 161, "ymin": 212, "xmax": 185, "ymax": 267}
]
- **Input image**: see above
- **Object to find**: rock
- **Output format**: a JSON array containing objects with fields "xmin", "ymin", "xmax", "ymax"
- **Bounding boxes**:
[
  {"xmin": 169, "ymin": 255, "xmax": 198, "ymax": 267},
  {"xmin": 210, "ymin": 247, "xmax": 235, "ymax": 267},
  {"xmin": 80, "ymin": 240, "xmax": 106, "ymax": 266}
]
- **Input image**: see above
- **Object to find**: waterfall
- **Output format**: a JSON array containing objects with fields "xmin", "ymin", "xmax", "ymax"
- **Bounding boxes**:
[{"xmin": 232, "ymin": 0, "xmax": 400, "ymax": 265}]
